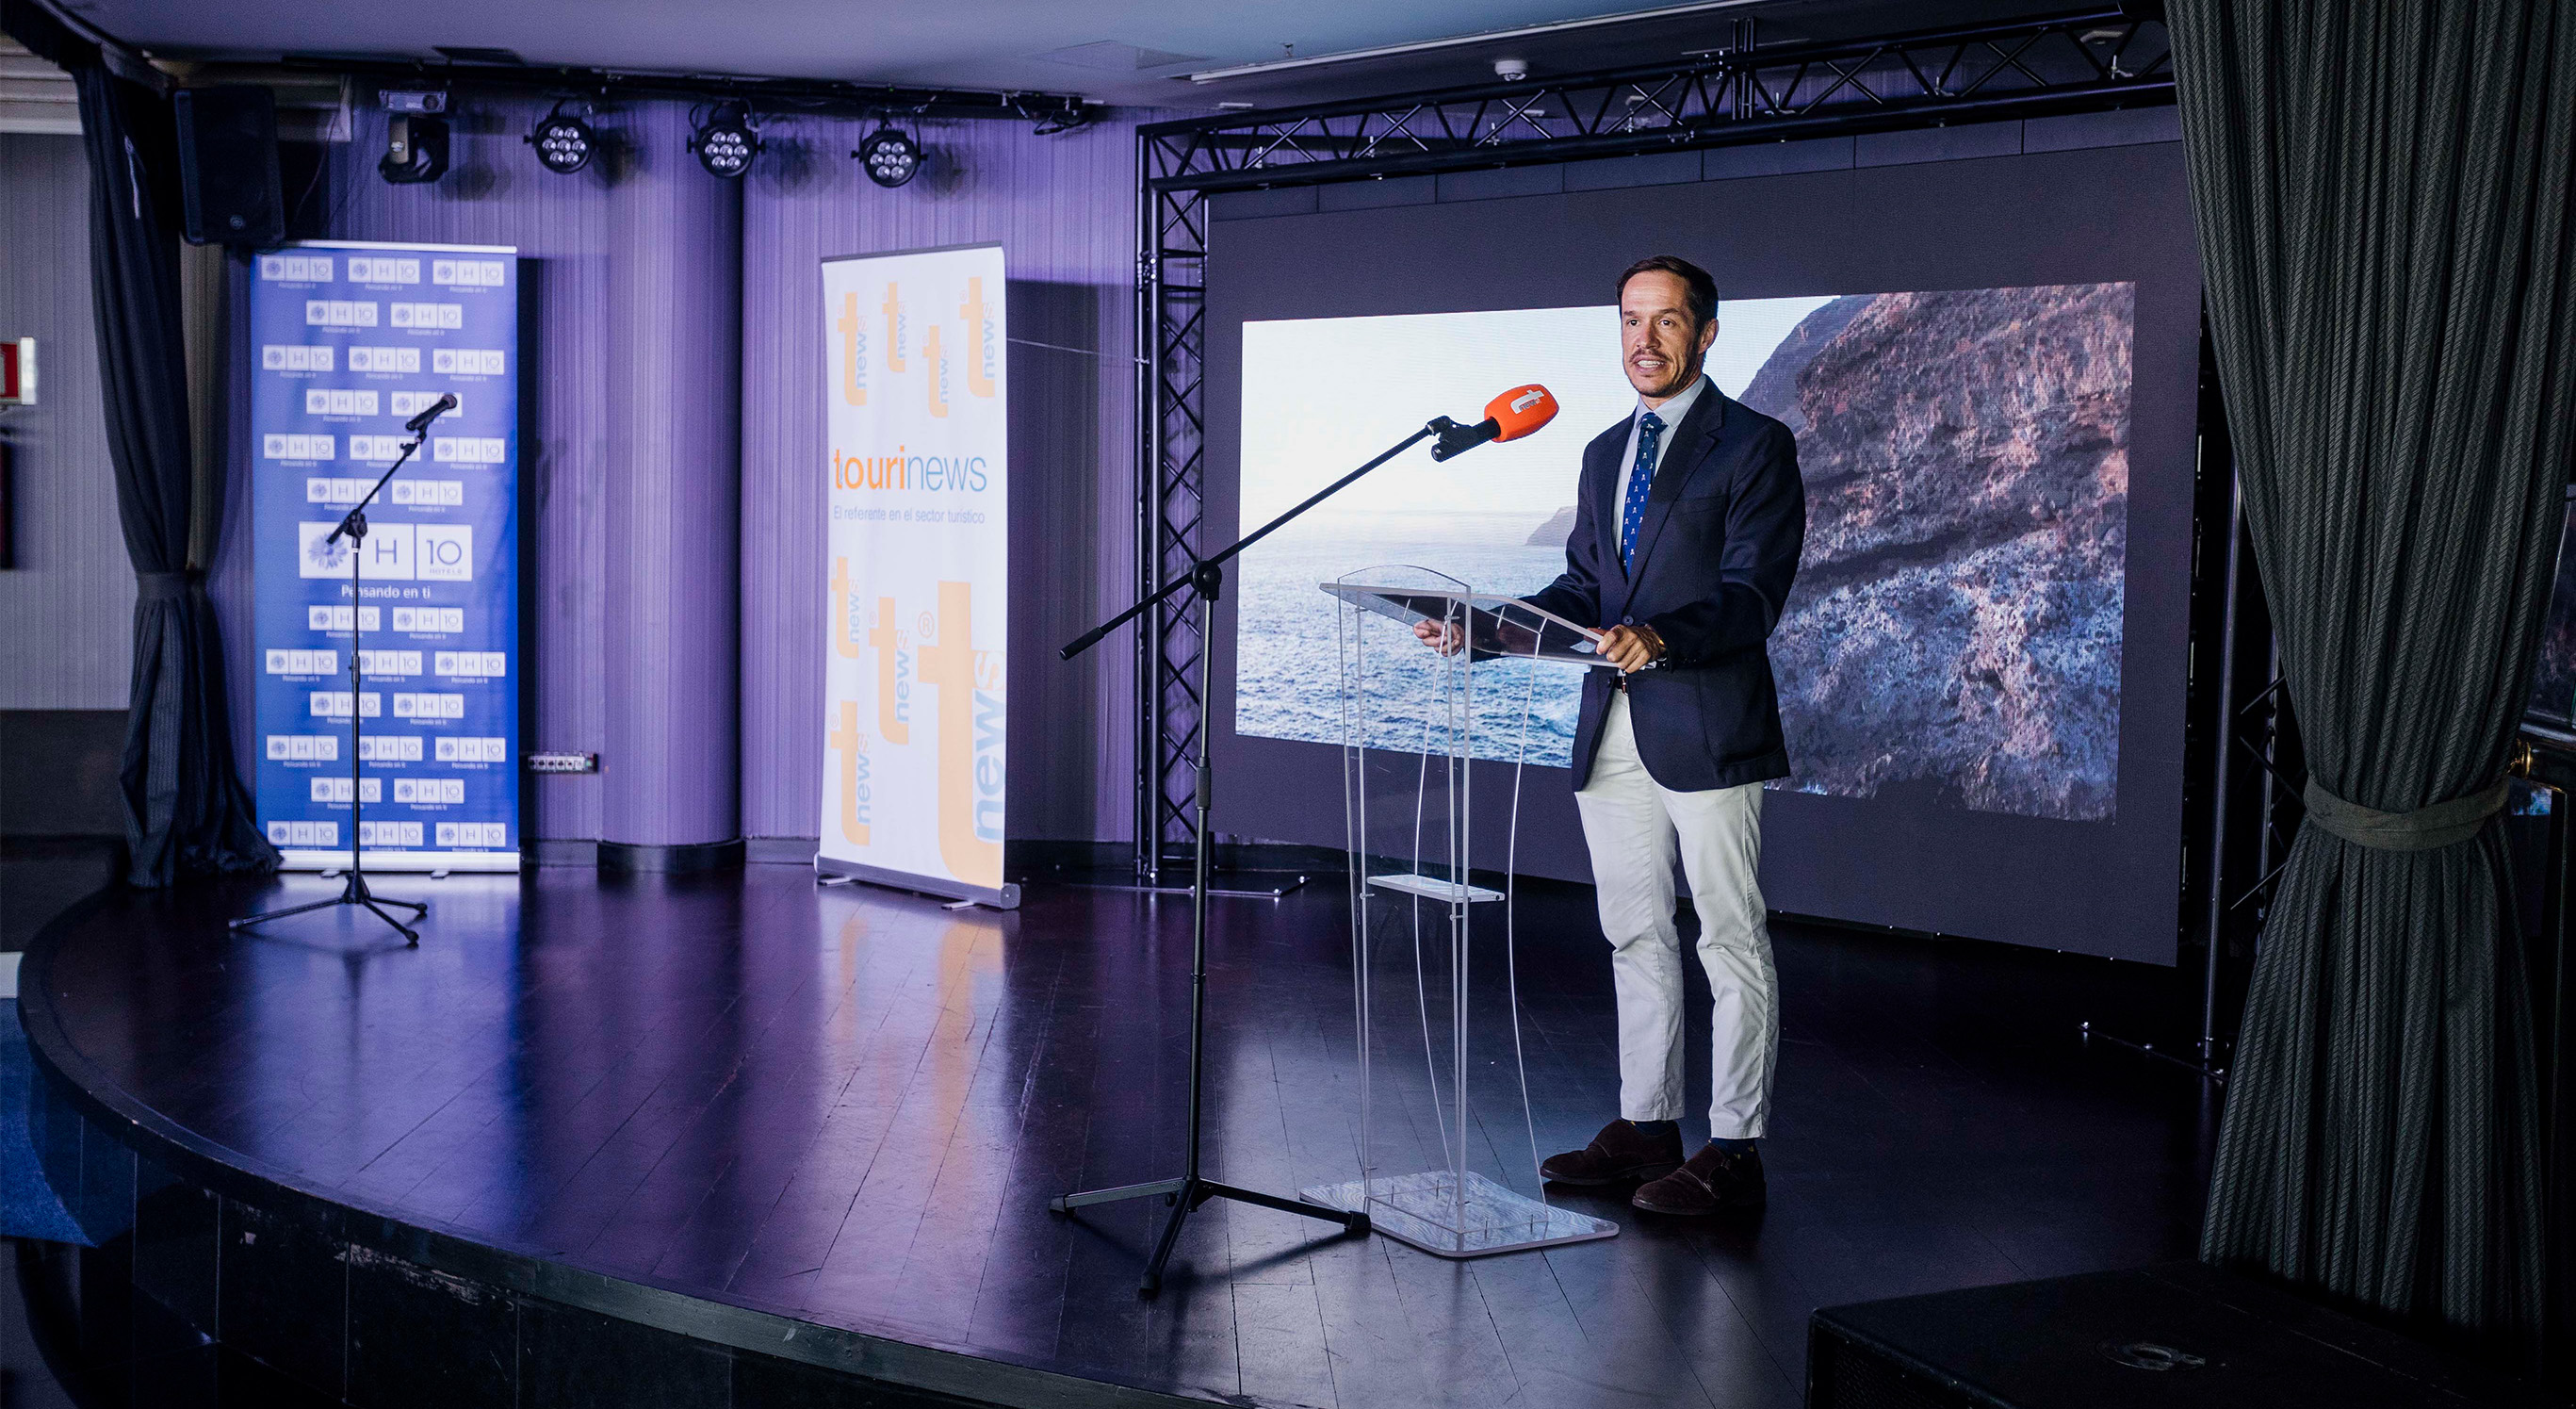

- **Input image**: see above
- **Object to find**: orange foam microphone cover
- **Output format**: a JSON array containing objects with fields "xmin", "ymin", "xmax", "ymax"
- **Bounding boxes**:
[{"xmin": 1486, "ymin": 384, "xmax": 1559, "ymax": 442}]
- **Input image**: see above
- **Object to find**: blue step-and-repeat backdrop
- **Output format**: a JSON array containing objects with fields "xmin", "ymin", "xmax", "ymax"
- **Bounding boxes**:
[{"xmin": 249, "ymin": 240, "xmax": 520, "ymax": 872}]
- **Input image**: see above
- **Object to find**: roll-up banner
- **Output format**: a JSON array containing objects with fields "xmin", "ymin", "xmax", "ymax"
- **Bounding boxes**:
[
  {"xmin": 248, "ymin": 240, "xmax": 521, "ymax": 873},
  {"xmin": 818, "ymin": 242, "xmax": 1015, "ymax": 907}
]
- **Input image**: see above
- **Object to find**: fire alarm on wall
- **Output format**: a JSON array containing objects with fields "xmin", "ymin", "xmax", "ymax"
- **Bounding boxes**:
[{"xmin": 0, "ymin": 337, "xmax": 33, "ymax": 405}]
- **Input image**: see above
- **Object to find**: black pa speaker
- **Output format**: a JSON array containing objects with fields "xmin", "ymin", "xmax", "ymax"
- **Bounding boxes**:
[
  {"xmin": 174, "ymin": 86, "xmax": 285, "ymax": 247},
  {"xmin": 1809, "ymin": 1263, "xmax": 2550, "ymax": 1409}
]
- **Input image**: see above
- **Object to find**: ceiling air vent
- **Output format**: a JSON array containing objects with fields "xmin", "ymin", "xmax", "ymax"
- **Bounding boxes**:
[{"xmin": 1034, "ymin": 41, "xmax": 1207, "ymax": 72}]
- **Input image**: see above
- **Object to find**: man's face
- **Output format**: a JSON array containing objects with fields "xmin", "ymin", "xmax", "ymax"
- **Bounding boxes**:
[{"xmin": 1620, "ymin": 270, "xmax": 1718, "ymax": 401}]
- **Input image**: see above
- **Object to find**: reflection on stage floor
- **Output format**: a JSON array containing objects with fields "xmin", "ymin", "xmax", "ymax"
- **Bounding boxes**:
[{"xmin": 30, "ymin": 864, "xmax": 2212, "ymax": 1409}]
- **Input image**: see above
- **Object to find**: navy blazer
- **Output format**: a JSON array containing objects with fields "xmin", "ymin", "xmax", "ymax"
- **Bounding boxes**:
[{"xmin": 1520, "ymin": 384, "xmax": 1805, "ymax": 792}]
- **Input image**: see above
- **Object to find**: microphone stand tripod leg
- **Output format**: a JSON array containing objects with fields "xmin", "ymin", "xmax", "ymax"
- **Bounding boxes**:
[
  {"xmin": 226, "ymin": 893, "xmax": 355, "ymax": 929},
  {"xmin": 231, "ymin": 440, "xmax": 433, "ymax": 944},
  {"xmin": 1048, "ymin": 569, "xmax": 1367, "ymax": 1297},
  {"xmin": 1138, "ymin": 1181, "xmax": 1203, "ymax": 1296}
]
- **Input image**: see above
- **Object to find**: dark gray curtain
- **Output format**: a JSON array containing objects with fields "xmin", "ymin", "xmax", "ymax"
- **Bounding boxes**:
[
  {"xmin": 2169, "ymin": 0, "xmax": 2574, "ymax": 1361},
  {"xmin": 76, "ymin": 66, "xmax": 273, "ymax": 886},
  {"xmin": 0, "ymin": 0, "xmax": 275, "ymax": 886}
]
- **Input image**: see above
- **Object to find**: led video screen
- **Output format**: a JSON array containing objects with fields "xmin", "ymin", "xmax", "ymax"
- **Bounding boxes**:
[
  {"xmin": 1238, "ymin": 283, "xmax": 2135, "ymax": 822},
  {"xmin": 1203, "ymin": 137, "xmax": 2202, "ymax": 961},
  {"xmin": 2528, "ymin": 498, "xmax": 2576, "ymax": 725}
]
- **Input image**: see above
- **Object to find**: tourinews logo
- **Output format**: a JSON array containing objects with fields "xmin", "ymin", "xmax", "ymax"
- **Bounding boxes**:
[
  {"xmin": 831, "ymin": 446, "xmax": 990, "ymax": 493},
  {"xmin": 833, "ymin": 275, "xmax": 997, "ymax": 418},
  {"xmin": 824, "ymin": 266, "xmax": 1005, "ymax": 891},
  {"xmin": 828, "ymin": 577, "xmax": 1003, "ymax": 889},
  {"xmin": 829, "ymin": 278, "xmax": 995, "ymax": 492}
]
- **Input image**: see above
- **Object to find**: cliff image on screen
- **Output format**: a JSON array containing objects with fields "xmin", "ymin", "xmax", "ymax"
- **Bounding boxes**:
[
  {"xmin": 2526, "ymin": 506, "xmax": 2576, "ymax": 728},
  {"xmin": 1235, "ymin": 283, "xmax": 2135, "ymax": 823}
]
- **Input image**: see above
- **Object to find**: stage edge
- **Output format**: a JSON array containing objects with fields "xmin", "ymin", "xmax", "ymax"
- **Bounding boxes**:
[{"xmin": 12, "ymin": 909, "xmax": 1181, "ymax": 1409}]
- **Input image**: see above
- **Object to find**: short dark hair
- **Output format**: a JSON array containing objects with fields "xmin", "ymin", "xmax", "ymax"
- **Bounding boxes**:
[{"xmin": 1616, "ymin": 254, "xmax": 1718, "ymax": 328}]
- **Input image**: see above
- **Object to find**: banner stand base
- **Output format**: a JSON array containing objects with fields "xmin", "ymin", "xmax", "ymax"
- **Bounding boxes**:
[
  {"xmin": 814, "ymin": 854, "xmax": 1020, "ymax": 910},
  {"xmin": 282, "ymin": 849, "xmax": 521, "ymax": 874}
]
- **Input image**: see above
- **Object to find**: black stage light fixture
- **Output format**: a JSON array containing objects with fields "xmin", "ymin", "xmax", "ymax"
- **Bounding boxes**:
[
  {"xmin": 380, "ymin": 88, "xmax": 448, "ymax": 115},
  {"xmin": 380, "ymin": 112, "xmax": 449, "ymax": 185},
  {"xmin": 691, "ymin": 103, "xmax": 760, "ymax": 178},
  {"xmin": 526, "ymin": 103, "xmax": 595, "ymax": 174},
  {"xmin": 854, "ymin": 125, "xmax": 921, "ymax": 188}
]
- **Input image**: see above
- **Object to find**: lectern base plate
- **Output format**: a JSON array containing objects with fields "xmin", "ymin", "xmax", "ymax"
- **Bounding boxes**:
[{"xmin": 1301, "ymin": 1170, "xmax": 1616, "ymax": 1258}]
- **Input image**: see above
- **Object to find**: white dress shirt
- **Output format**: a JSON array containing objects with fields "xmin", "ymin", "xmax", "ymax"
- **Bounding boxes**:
[{"xmin": 1613, "ymin": 372, "xmax": 1712, "ymax": 522}]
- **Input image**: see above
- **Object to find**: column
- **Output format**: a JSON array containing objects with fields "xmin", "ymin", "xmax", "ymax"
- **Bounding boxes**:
[{"xmin": 601, "ymin": 102, "xmax": 742, "ymax": 869}]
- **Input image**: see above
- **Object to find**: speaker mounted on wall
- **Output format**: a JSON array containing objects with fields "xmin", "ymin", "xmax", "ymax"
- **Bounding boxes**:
[{"xmin": 175, "ymin": 86, "xmax": 285, "ymax": 248}]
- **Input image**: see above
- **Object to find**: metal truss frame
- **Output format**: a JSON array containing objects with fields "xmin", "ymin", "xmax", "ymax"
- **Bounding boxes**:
[
  {"xmin": 1132, "ymin": 8, "xmax": 2177, "ymax": 879},
  {"xmin": 275, "ymin": 54, "xmax": 1095, "ymax": 125}
]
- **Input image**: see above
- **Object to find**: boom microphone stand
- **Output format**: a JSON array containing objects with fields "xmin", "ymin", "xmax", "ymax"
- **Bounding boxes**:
[
  {"xmin": 233, "ymin": 395, "xmax": 456, "ymax": 946},
  {"xmin": 1051, "ymin": 411, "xmax": 1495, "ymax": 1295}
]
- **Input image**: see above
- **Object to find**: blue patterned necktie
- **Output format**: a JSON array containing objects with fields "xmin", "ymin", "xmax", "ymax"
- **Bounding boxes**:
[{"xmin": 1620, "ymin": 410, "xmax": 1665, "ymax": 573}]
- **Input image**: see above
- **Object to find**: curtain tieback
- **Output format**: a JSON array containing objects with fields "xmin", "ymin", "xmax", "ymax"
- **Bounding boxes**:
[
  {"xmin": 135, "ymin": 570, "xmax": 194, "ymax": 601},
  {"xmin": 2300, "ymin": 776, "xmax": 2509, "ymax": 851}
]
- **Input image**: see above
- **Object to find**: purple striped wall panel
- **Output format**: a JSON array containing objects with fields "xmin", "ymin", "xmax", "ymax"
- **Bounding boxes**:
[
  {"xmin": 211, "ymin": 98, "xmax": 1148, "ymax": 847},
  {"xmin": 738, "ymin": 111, "xmax": 1148, "ymax": 843},
  {"xmin": 603, "ymin": 103, "xmax": 742, "ymax": 847},
  {"xmin": 221, "ymin": 98, "xmax": 622, "ymax": 843}
]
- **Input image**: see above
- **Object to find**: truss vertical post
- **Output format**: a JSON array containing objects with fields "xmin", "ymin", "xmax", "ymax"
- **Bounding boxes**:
[
  {"xmin": 1136, "ymin": 131, "xmax": 1213, "ymax": 886},
  {"xmin": 1133, "ymin": 126, "xmax": 1162, "ymax": 885}
]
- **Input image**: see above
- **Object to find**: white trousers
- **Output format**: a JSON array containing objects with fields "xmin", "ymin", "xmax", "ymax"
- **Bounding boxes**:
[{"xmin": 1573, "ymin": 693, "xmax": 1777, "ymax": 1138}]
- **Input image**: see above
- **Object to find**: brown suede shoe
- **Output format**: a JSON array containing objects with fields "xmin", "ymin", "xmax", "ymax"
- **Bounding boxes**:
[
  {"xmin": 1539, "ymin": 1119, "xmax": 1686, "ymax": 1187},
  {"xmin": 1632, "ymin": 1142, "xmax": 1765, "ymax": 1215}
]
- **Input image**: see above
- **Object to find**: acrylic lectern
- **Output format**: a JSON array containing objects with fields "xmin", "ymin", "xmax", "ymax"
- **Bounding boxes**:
[{"xmin": 1297, "ymin": 565, "xmax": 1619, "ymax": 1257}]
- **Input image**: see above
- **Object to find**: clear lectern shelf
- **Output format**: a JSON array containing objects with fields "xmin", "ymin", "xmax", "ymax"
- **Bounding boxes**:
[{"xmin": 1317, "ymin": 582, "xmax": 1603, "ymax": 666}]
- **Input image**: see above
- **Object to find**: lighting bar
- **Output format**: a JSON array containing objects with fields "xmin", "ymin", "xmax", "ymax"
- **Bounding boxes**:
[
  {"xmin": 1186, "ymin": 0, "xmax": 1774, "ymax": 84},
  {"xmin": 1147, "ymin": 8, "xmax": 2172, "ymax": 193},
  {"xmin": 276, "ymin": 54, "xmax": 1092, "ymax": 125}
]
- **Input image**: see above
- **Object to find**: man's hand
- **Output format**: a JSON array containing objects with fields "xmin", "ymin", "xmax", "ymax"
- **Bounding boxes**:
[
  {"xmin": 1598, "ymin": 623, "xmax": 1666, "ymax": 673},
  {"xmin": 1412, "ymin": 617, "xmax": 1466, "ymax": 655}
]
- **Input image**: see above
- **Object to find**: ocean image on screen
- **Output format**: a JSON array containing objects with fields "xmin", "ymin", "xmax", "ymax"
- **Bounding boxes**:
[{"xmin": 1235, "ymin": 284, "xmax": 2135, "ymax": 822}]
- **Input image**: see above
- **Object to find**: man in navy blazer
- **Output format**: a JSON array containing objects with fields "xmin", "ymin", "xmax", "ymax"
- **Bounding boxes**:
[{"xmin": 1427, "ymin": 255, "xmax": 1802, "ymax": 1215}]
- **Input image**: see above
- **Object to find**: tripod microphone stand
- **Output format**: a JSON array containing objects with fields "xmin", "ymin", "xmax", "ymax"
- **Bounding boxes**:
[
  {"xmin": 233, "ymin": 397, "xmax": 455, "ymax": 945},
  {"xmin": 1051, "ymin": 413, "xmax": 1485, "ymax": 1295}
]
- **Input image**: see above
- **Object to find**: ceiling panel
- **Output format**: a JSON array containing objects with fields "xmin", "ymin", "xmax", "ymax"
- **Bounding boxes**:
[{"xmin": 54, "ymin": 0, "xmax": 2075, "ymax": 108}]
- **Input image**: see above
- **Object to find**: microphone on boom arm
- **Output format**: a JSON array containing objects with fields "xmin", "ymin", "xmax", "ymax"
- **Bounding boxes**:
[
  {"xmin": 1429, "ymin": 384, "xmax": 1558, "ymax": 461},
  {"xmin": 1058, "ymin": 382, "xmax": 1564, "ymax": 663},
  {"xmin": 326, "ymin": 393, "xmax": 461, "ymax": 547},
  {"xmin": 404, "ymin": 392, "xmax": 459, "ymax": 434}
]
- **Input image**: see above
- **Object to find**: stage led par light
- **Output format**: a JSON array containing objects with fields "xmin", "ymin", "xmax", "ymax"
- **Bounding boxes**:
[
  {"xmin": 690, "ymin": 104, "xmax": 760, "ymax": 178},
  {"xmin": 854, "ymin": 126, "xmax": 921, "ymax": 188},
  {"xmin": 526, "ymin": 105, "xmax": 595, "ymax": 174}
]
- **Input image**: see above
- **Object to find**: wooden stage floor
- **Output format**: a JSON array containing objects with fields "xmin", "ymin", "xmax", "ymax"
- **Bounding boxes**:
[{"xmin": 31, "ymin": 865, "xmax": 2213, "ymax": 1408}]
